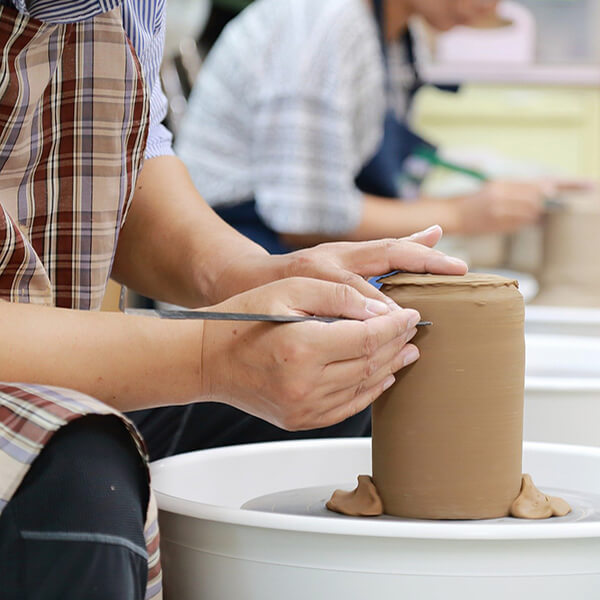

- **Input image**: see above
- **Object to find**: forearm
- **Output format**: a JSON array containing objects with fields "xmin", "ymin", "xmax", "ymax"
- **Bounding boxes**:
[
  {"xmin": 355, "ymin": 194, "xmax": 463, "ymax": 239},
  {"xmin": 112, "ymin": 155, "xmax": 272, "ymax": 306},
  {"xmin": 0, "ymin": 302, "xmax": 204, "ymax": 411},
  {"xmin": 281, "ymin": 194, "xmax": 463, "ymax": 248}
]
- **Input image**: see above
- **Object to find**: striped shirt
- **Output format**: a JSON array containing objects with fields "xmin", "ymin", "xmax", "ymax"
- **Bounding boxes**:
[
  {"xmin": 176, "ymin": 0, "xmax": 386, "ymax": 235},
  {"xmin": 0, "ymin": 0, "xmax": 173, "ymax": 159},
  {"xmin": 176, "ymin": 0, "xmax": 416, "ymax": 236}
]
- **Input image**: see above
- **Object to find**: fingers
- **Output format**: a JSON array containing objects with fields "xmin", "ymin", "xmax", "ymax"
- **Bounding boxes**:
[
  {"xmin": 480, "ymin": 181, "xmax": 545, "ymax": 231},
  {"xmin": 280, "ymin": 230, "xmax": 467, "ymax": 304},
  {"xmin": 301, "ymin": 264, "xmax": 397, "ymax": 307},
  {"xmin": 283, "ymin": 277, "xmax": 402, "ymax": 321},
  {"xmin": 320, "ymin": 238, "xmax": 467, "ymax": 278},
  {"xmin": 542, "ymin": 178, "xmax": 597, "ymax": 194},
  {"xmin": 310, "ymin": 306, "xmax": 421, "ymax": 363},
  {"xmin": 491, "ymin": 198, "xmax": 542, "ymax": 227},
  {"xmin": 318, "ymin": 326, "xmax": 419, "ymax": 395},
  {"xmin": 404, "ymin": 224, "xmax": 443, "ymax": 248},
  {"xmin": 384, "ymin": 240, "xmax": 468, "ymax": 275},
  {"xmin": 314, "ymin": 343, "xmax": 420, "ymax": 429}
]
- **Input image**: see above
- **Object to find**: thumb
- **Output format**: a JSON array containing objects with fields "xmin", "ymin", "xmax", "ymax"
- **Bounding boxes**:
[{"xmin": 287, "ymin": 278, "xmax": 397, "ymax": 321}]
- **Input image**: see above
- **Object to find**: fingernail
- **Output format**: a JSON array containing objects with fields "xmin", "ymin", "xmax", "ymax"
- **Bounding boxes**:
[
  {"xmin": 402, "ymin": 346, "xmax": 420, "ymax": 366},
  {"xmin": 365, "ymin": 298, "xmax": 391, "ymax": 316},
  {"xmin": 446, "ymin": 257, "xmax": 468, "ymax": 269},
  {"xmin": 409, "ymin": 224, "xmax": 441, "ymax": 239},
  {"xmin": 382, "ymin": 375, "xmax": 395, "ymax": 391},
  {"xmin": 406, "ymin": 310, "xmax": 421, "ymax": 329}
]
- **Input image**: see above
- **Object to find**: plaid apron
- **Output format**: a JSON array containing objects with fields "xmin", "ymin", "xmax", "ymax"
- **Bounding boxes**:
[{"xmin": 0, "ymin": 5, "xmax": 161, "ymax": 598}]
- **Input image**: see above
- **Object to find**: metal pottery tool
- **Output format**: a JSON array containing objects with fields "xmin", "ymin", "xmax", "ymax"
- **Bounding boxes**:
[{"xmin": 155, "ymin": 309, "xmax": 432, "ymax": 326}]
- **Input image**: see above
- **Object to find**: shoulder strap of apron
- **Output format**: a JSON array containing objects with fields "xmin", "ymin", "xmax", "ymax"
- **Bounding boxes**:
[{"xmin": 372, "ymin": 0, "xmax": 419, "ymax": 91}]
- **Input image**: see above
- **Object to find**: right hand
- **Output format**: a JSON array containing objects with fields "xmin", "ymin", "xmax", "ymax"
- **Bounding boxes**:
[
  {"xmin": 455, "ymin": 180, "xmax": 546, "ymax": 234},
  {"xmin": 199, "ymin": 277, "xmax": 421, "ymax": 431}
]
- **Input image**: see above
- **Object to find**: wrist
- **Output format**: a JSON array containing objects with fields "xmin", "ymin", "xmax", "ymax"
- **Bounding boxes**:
[
  {"xmin": 163, "ymin": 318, "xmax": 207, "ymax": 404},
  {"xmin": 191, "ymin": 241, "xmax": 272, "ymax": 305}
]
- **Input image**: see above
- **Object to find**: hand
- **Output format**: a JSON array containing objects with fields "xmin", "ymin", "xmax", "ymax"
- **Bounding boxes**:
[
  {"xmin": 213, "ymin": 224, "xmax": 468, "ymax": 306},
  {"xmin": 455, "ymin": 181, "xmax": 546, "ymax": 234},
  {"xmin": 200, "ymin": 277, "xmax": 421, "ymax": 430}
]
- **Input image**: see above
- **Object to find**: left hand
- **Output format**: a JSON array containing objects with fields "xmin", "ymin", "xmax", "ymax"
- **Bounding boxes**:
[{"xmin": 213, "ymin": 224, "xmax": 468, "ymax": 306}]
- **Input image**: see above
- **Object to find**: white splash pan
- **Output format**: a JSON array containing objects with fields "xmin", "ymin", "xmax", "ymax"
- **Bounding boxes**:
[
  {"xmin": 152, "ymin": 439, "xmax": 600, "ymax": 600},
  {"xmin": 525, "ymin": 333, "xmax": 600, "ymax": 446},
  {"xmin": 525, "ymin": 305, "xmax": 600, "ymax": 337}
]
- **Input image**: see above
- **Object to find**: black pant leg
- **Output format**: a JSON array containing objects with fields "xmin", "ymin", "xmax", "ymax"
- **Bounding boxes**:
[
  {"xmin": 0, "ymin": 415, "xmax": 149, "ymax": 600},
  {"xmin": 129, "ymin": 402, "xmax": 371, "ymax": 461}
]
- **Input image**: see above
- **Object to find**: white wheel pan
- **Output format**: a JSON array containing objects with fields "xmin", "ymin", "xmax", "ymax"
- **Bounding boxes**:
[
  {"xmin": 525, "ymin": 334, "xmax": 600, "ymax": 446},
  {"xmin": 525, "ymin": 305, "xmax": 600, "ymax": 337},
  {"xmin": 152, "ymin": 440, "xmax": 600, "ymax": 600}
]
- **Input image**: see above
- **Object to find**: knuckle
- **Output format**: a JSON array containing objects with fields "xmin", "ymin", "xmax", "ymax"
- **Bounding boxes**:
[
  {"xmin": 353, "ymin": 378, "xmax": 367, "ymax": 399},
  {"xmin": 362, "ymin": 330, "xmax": 379, "ymax": 356},
  {"xmin": 335, "ymin": 282, "xmax": 355, "ymax": 307},
  {"xmin": 280, "ymin": 401, "xmax": 310, "ymax": 431},
  {"xmin": 277, "ymin": 339, "xmax": 303, "ymax": 365},
  {"xmin": 365, "ymin": 356, "xmax": 378, "ymax": 378},
  {"xmin": 382, "ymin": 238, "xmax": 397, "ymax": 252},
  {"xmin": 341, "ymin": 271, "xmax": 363, "ymax": 288},
  {"xmin": 287, "ymin": 379, "xmax": 309, "ymax": 403}
]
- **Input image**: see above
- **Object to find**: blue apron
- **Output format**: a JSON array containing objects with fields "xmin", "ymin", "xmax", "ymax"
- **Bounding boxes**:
[{"xmin": 215, "ymin": 0, "xmax": 443, "ymax": 254}]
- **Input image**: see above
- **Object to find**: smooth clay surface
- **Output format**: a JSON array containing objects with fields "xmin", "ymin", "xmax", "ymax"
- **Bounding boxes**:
[
  {"xmin": 373, "ymin": 273, "xmax": 525, "ymax": 520},
  {"xmin": 533, "ymin": 195, "xmax": 600, "ymax": 307},
  {"xmin": 326, "ymin": 273, "xmax": 571, "ymax": 520}
]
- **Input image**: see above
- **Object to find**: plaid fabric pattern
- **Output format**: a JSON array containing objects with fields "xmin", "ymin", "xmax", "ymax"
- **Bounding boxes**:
[
  {"xmin": 0, "ymin": 6, "xmax": 161, "ymax": 599},
  {"xmin": 0, "ymin": 5, "xmax": 148, "ymax": 309}
]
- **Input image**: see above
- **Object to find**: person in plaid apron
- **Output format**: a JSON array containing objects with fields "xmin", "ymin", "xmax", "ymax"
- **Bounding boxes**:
[{"xmin": 0, "ymin": 1, "xmax": 467, "ymax": 597}]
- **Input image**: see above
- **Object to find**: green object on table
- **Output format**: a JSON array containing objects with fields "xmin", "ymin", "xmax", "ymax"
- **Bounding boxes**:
[
  {"xmin": 414, "ymin": 146, "xmax": 566, "ymax": 211},
  {"xmin": 212, "ymin": 0, "xmax": 253, "ymax": 13},
  {"xmin": 415, "ymin": 146, "xmax": 489, "ymax": 182}
]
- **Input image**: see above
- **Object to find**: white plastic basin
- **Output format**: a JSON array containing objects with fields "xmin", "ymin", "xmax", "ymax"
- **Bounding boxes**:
[
  {"xmin": 152, "ymin": 439, "xmax": 600, "ymax": 600},
  {"xmin": 526, "ymin": 305, "xmax": 600, "ymax": 337},
  {"xmin": 525, "ymin": 334, "xmax": 600, "ymax": 446}
]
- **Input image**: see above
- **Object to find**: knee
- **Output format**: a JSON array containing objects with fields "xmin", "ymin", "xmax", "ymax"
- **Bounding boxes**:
[{"xmin": 13, "ymin": 415, "xmax": 149, "ymax": 546}]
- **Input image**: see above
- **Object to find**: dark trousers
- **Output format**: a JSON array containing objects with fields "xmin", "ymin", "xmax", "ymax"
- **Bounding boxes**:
[
  {"xmin": 0, "ymin": 415, "xmax": 149, "ymax": 600},
  {"xmin": 128, "ymin": 402, "xmax": 371, "ymax": 462}
]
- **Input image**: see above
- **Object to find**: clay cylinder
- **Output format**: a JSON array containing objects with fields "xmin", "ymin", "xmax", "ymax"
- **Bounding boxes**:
[
  {"xmin": 533, "ymin": 195, "xmax": 600, "ymax": 308},
  {"xmin": 373, "ymin": 273, "xmax": 524, "ymax": 519}
]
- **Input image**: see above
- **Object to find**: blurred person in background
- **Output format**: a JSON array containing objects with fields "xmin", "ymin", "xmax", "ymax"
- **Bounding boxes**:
[{"xmin": 177, "ymin": 0, "xmax": 564, "ymax": 254}]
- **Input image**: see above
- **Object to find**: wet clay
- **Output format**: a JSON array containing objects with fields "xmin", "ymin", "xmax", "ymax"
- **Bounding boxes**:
[
  {"xmin": 533, "ymin": 194, "xmax": 600, "ymax": 308},
  {"xmin": 375, "ymin": 273, "xmax": 525, "ymax": 520},
  {"xmin": 327, "ymin": 472, "xmax": 571, "ymax": 519},
  {"xmin": 510, "ymin": 474, "xmax": 571, "ymax": 519},
  {"xmin": 326, "ymin": 476, "xmax": 383, "ymax": 517},
  {"xmin": 326, "ymin": 273, "xmax": 571, "ymax": 520}
]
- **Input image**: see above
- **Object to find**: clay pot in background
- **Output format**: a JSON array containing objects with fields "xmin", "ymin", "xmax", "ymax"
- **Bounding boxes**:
[{"xmin": 532, "ymin": 194, "xmax": 600, "ymax": 308}]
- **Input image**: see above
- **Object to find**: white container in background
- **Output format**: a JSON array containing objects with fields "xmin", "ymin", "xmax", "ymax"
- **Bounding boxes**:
[
  {"xmin": 434, "ymin": 1, "xmax": 536, "ymax": 64},
  {"xmin": 525, "ymin": 306, "xmax": 600, "ymax": 338},
  {"xmin": 525, "ymin": 333, "xmax": 600, "ymax": 446}
]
